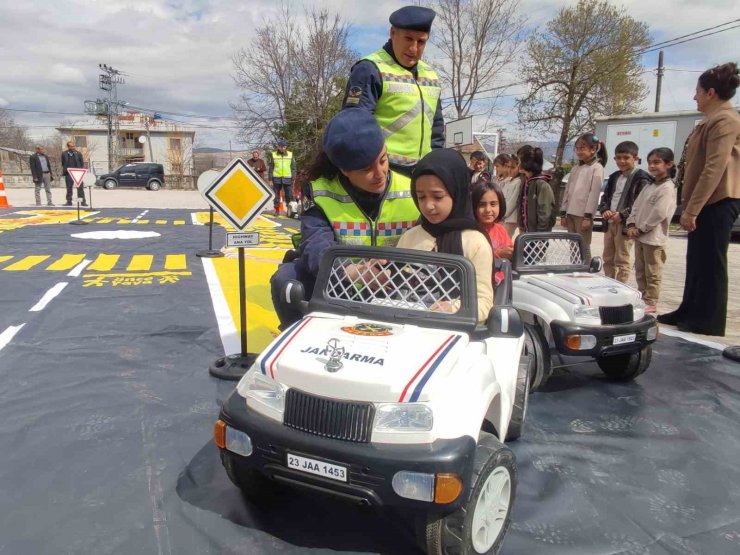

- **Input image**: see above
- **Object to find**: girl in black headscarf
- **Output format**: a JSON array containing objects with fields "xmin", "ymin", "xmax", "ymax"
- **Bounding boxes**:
[{"xmin": 397, "ymin": 149, "xmax": 494, "ymax": 322}]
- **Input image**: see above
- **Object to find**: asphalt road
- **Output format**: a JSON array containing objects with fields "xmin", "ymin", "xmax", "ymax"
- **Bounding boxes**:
[{"xmin": 1, "ymin": 201, "xmax": 739, "ymax": 554}]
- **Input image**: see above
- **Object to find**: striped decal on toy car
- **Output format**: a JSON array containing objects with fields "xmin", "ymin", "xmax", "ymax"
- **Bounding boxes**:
[
  {"xmin": 399, "ymin": 334, "xmax": 461, "ymax": 403},
  {"xmin": 260, "ymin": 316, "xmax": 314, "ymax": 378}
]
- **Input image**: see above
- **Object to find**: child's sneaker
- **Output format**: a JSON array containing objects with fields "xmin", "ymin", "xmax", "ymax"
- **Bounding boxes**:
[{"xmin": 645, "ymin": 304, "xmax": 657, "ymax": 314}]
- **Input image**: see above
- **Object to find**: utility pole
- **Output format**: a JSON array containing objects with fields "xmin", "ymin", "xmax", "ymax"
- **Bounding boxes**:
[
  {"xmin": 144, "ymin": 115, "xmax": 155, "ymax": 162},
  {"xmin": 655, "ymin": 50, "xmax": 664, "ymax": 113},
  {"xmin": 98, "ymin": 64, "xmax": 125, "ymax": 171}
]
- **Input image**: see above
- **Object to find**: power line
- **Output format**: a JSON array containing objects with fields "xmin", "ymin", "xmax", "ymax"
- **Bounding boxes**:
[{"xmin": 636, "ymin": 20, "xmax": 740, "ymax": 55}]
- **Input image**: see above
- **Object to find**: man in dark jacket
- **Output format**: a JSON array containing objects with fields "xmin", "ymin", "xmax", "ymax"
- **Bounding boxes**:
[
  {"xmin": 29, "ymin": 145, "xmax": 55, "ymax": 206},
  {"xmin": 597, "ymin": 142, "xmax": 651, "ymax": 282},
  {"xmin": 342, "ymin": 6, "xmax": 444, "ymax": 176},
  {"xmin": 61, "ymin": 141, "xmax": 87, "ymax": 206}
]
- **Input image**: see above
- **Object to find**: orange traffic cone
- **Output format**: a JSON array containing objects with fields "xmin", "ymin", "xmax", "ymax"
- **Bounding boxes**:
[
  {"xmin": 0, "ymin": 169, "xmax": 11, "ymax": 208},
  {"xmin": 279, "ymin": 191, "xmax": 285, "ymax": 214}
]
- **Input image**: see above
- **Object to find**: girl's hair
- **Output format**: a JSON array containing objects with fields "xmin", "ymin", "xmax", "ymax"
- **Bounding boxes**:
[
  {"xmin": 518, "ymin": 145, "xmax": 544, "ymax": 175},
  {"xmin": 305, "ymin": 150, "xmax": 339, "ymax": 181},
  {"xmin": 647, "ymin": 147, "xmax": 677, "ymax": 178},
  {"xmin": 698, "ymin": 62, "xmax": 740, "ymax": 101},
  {"xmin": 471, "ymin": 181, "xmax": 506, "ymax": 224},
  {"xmin": 493, "ymin": 153, "xmax": 511, "ymax": 165},
  {"xmin": 575, "ymin": 132, "xmax": 608, "ymax": 166}
]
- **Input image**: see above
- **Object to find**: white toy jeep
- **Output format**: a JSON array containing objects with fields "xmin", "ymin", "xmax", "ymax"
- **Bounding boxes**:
[
  {"xmin": 215, "ymin": 245, "xmax": 528, "ymax": 555},
  {"xmin": 511, "ymin": 232, "xmax": 659, "ymax": 390}
]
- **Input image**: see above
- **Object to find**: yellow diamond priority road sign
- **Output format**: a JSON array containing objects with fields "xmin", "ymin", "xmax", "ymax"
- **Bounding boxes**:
[{"xmin": 198, "ymin": 158, "xmax": 274, "ymax": 230}]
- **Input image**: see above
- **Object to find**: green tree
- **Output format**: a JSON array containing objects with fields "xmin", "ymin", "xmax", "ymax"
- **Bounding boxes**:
[{"xmin": 516, "ymin": 0, "xmax": 650, "ymax": 187}]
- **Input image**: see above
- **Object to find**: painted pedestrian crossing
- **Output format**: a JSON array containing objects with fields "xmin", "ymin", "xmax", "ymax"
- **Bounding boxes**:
[
  {"xmin": 80, "ymin": 217, "xmax": 187, "ymax": 225},
  {"xmin": 0, "ymin": 253, "xmax": 190, "ymax": 272}
]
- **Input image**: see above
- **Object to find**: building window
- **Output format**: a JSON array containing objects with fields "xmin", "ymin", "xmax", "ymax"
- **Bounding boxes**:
[
  {"xmin": 169, "ymin": 138, "xmax": 182, "ymax": 151},
  {"xmin": 74, "ymin": 135, "xmax": 87, "ymax": 148}
]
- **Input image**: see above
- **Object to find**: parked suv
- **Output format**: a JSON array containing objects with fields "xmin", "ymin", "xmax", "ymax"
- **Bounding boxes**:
[{"xmin": 96, "ymin": 163, "xmax": 165, "ymax": 191}]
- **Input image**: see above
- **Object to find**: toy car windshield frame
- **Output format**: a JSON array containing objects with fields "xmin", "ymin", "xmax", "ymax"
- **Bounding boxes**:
[
  {"xmin": 512, "ymin": 232, "xmax": 590, "ymax": 275},
  {"xmin": 308, "ymin": 245, "xmax": 480, "ymax": 333}
]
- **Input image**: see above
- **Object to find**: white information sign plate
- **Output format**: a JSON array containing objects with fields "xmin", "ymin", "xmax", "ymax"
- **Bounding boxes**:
[
  {"xmin": 613, "ymin": 333, "xmax": 636, "ymax": 346},
  {"xmin": 226, "ymin": 232, "xmax": 260, "ymax": 247},
  {"xmin": 287, "ymin": 453, "xmax": 347, "ymax": 482}
]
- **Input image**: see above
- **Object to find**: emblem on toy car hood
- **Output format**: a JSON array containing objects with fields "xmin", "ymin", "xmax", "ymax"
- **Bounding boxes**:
[
  {"xmin": 609, "ymin": 288, "xmax": 618, "ymax": 294},
  {"xmin": 323, "ymin": 338, "xmax": 345, "ymax": 372}
]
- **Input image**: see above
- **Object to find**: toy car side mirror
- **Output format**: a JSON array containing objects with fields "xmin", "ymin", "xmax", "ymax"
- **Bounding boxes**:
[
  {"xmin": 590, "ymin": 256, "xmax": 603, "ymax": 273},
  {"xmin": 283, "ymin": 280, "xmax": 309, "ymax": 314},
  {"xmin": 487, "ymin": 306, "xmax": 523, "ymax": 338}
]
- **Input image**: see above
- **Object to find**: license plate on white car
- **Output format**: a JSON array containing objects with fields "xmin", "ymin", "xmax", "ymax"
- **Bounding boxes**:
[
  {"xmin": 613, "ymin": 333, "xmax": 636, "ymax": 345},
  {"xmin": 287, "ymin": 453, "xmax": 348, "ymax": 482}
]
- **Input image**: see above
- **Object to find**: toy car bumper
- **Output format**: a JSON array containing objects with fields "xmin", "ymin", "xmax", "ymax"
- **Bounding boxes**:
[
  {"xmin": 217, "ymin": 390, "xmax": 476, "ymax": 512},
  {"xmin": 550, "ymin": 315, "xmax": 657, "ymax": 356}
]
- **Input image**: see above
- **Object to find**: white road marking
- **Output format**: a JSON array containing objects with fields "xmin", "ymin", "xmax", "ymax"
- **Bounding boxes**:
[
  {"xmin": 0, "ymin": 324, "xmax": 25, "ymax": 352},
  {"xmin": 201, "ymin": 257, "xmax": 239, "ymax": 356},
  {"xmin": 29, "ymin": 282, "xmax": 69, "ymax": 312},
  {"xmin": 190, "ymin": 213, "xmax": 203, "ymax": 226},
  {"xmin": 67, "ymin": 258, "xmax": 92, "ymax": 277},
  {"xmin": 131, "ymin": 209, "xmax": 149, "ymax": 223},
  {"xmin": 71, "ymin": 230, "xmax": 161, "ymax": 239}
]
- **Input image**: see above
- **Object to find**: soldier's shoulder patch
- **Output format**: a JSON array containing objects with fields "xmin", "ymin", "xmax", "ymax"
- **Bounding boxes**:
[{"xmin": 345, "ymin": 86, "xmax": 362, "ymax": 106}]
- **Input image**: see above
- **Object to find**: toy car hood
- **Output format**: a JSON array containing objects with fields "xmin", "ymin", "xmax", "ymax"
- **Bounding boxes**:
[
  {"xmin": 522, "ymin": 273, "xmax": 641, "ymax": 306},
  {"xmin": 254, "ymin": 315, "xmax": 468, "ymax": 403}
]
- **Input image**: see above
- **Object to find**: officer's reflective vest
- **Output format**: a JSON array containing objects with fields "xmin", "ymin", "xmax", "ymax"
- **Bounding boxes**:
[
  {"xmin": 311, "ymin": 172, "xmax": 419, "ymax": 246},
  {"xmin": 363, "ymin": 49, "xmax": 441, "ymax": 168},
  {"xmin": 272, "ymin": 150, "xmax": 293, "ymax": 178}
]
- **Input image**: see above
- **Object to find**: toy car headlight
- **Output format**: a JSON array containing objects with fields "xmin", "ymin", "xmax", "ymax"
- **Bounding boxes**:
[
  {"xmin": 573, "ymin": 305, "xmax": 600, "ymax": 320},
  {"xmin": 634, "ymin": 299, "xmax": 646, "ymax": 320},
  {"xmin": 243, "ymin": 373, "xmax": 285, "ymax": 412},
  {"xmin": 374, "ymin": 404, "xmax": 433, "ymax": 432}
]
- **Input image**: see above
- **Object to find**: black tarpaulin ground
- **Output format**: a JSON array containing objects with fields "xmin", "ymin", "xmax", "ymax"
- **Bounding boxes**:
[{"xmin": 0, "ymin": 209, "xmax": 739, "ymax": 554}]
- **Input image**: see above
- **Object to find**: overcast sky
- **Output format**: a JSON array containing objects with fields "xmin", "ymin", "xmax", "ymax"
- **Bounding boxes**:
[{"xmin": 0, "ymin": 0, "xmax": 738, "ymax": 149}]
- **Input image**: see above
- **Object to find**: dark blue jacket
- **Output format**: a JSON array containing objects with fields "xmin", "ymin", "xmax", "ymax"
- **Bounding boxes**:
[{"xmin": 598, "ymin": 168, "xmax": 652, "ymax": 233}]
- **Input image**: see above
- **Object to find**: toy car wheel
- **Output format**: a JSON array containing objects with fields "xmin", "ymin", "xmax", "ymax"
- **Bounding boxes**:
[
  {"xmin": 148, "ymin": 179, "xmax": 162, "ymax": 191},
  {"xmin": 523, "ymin": 323, "xmax": 551, "ymax": 391},
  {"xmin": 597, "ymin": 345, "xmax": 652, "ymax": 381},
  {"xmin": 420, "ymin": 432, "xmax": 516, "ymax": 555},
  {"xmin": 103, "ymin": 179, "xmax": 116, "ymax": 190},
  {"xmin": 506, "ymin": 347, "xmax": 530, "ymax": 441}
]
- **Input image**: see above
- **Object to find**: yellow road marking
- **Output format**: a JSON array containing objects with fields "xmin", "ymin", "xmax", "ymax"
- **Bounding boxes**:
[
  {"xmin": 165, "ymin": 254, "xmax": 187, "ymax": 270},
  {"xmin": 212, "ymin": 249, "xmax": 284, "ymax": 352},
  {"xmin": 117, "ymin": 219, "xmax": 131, "ymax": 224},
  {"xmin": 173, "ymin": 220, "xmax": 185, "ymax": 225},
  {"xmin": 46, "ymin": 254, "xmax": 86, "ymax": 271},
  {"xmin": 136, "ymin": 220, "xmax": 150, "ymax": 224},
  {"xmin": 0, "ymin": 256, "xmax": 14, "ymax": 265},
  {"xmin": 84, "ymin": 271, "xmax": 191, "ymax": 277},
  {"xmin": 88, "ymin": 254, "xmax": 120, "ymax": 271},
  {"xmin": 97, "ymin": 218, "xmax": 115, "ymax": 224},
  {"xmin": 156, "ymin": 220, "xmax": 167, "ymax": 225},
  {"xmin": 127, "ymin": 255, "xmax": 153, "ymax": 271},
  {"xmin": 3, "ymin": 255, "xmax": 51, "ymax": 271}
]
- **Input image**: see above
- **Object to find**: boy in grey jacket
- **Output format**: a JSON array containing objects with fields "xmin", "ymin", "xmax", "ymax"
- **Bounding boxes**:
[{"xmin": 626, "ymin": 148, "xmax": 677, "ymax": 313}]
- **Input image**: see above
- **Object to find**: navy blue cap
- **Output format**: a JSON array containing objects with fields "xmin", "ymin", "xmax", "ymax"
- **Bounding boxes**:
[
  {"xmin": 323, "ymin": 109, "xmax": 385, "ymax": 171},
  {"xmin": 389, "ymin": 6, "xmax": 435, "ymax": 32},
  {"xmin": 277, "ymin": 139, "xmax": 287, "ymax": 147}
]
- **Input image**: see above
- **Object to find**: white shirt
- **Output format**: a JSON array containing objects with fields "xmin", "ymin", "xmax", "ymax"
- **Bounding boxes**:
[{"xmin": 610, "ymin": 174, "xmax": 627, "ymax": 212}]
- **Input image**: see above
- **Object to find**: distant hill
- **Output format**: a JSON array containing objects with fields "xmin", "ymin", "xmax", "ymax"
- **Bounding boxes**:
[{"xmin": 193, "ymin": 147, "xmax": 227, "ymax": 154}]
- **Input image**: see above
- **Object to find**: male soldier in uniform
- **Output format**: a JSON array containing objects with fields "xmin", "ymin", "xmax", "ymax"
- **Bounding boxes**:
[{"xmin": 342, "ymin": 5, "xmax": 444, "ymax": 176}]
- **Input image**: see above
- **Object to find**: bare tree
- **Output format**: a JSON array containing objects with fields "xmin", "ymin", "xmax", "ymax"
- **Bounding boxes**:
[
  {"xmin": 0, "ymin": 109, "xmax": 32, "ymax": 171},
  {"xmin": 429, "ymin": 0, "xmax": 524, "ymax": 120},
  {"xmin": 231, "ymin": 4, "xmax": 356, "ymax": 166},
  {"xmin": 516, "ymin": 0, "xmax": 650, "ymax": 173}
]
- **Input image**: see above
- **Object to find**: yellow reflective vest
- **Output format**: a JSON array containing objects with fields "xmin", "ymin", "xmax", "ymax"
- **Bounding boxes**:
[
  {"xmin": 363, "ymin": 49, "xmax": 441, "ymax": 168},
  {"xmin": 311, "ymin": 172, "xmax": 419, "ymax": 246},
  {"xmin": 272, "ymin": 150, "xmax": 293, "ymax": 178}
]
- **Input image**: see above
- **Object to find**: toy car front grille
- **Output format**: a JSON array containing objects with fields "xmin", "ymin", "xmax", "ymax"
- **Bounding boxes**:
[
  {"xmin": 599, "ymin": 304, "xmax": 634, "ymax": 325},
  {"xmin": 284, "ymin": 389, "xmax": 375, "ymax": 443}
]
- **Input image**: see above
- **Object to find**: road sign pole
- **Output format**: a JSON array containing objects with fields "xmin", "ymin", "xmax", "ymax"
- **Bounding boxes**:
[
  {"xmin": 209, "ymin": 246, "xmax": 259, "ymax": 380},
  {"xmin": 196, "ymin": 206, "xmax": 224, "ymax": 258},
  {"xmin": 69, "ymin": 197, "xmax": 89, "ymax": 225},
  {"xmin": 87, "ymin": 185, "xmax": 93, "ymax": 210}
]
